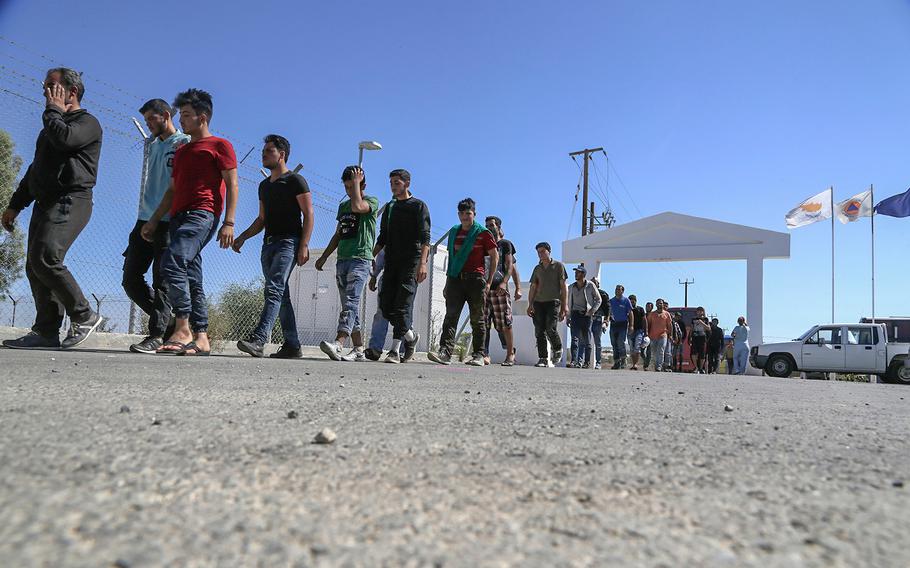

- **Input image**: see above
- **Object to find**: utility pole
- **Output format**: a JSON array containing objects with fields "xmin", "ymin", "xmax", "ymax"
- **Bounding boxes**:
[
  {"xmin": 589, "ymin": 202, "xmax": 595, "ymax": 234},
  {"xmin": 678, "ymin": 278, "xmax": 694, "ymax": 307},
  {"xmin": 569, "ymin": 147, "xmax": 604, "ymax": 236}
]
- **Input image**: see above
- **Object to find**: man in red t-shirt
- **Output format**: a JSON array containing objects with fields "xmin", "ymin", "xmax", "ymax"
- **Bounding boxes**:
[
  {"xmin": 141, "ymin": 88, "xmax": 238, "ymax": 356},
  {"xmin": 428, "ymin": 198, "xmax": 498, "ymax": 366}
]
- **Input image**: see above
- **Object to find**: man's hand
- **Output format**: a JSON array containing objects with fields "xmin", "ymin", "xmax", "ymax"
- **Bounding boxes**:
[
  {"xmin": 314, "ymin": 256, "xmax": 327, "ymax": 271},
  {"xmin": 1, "ymin": 208, "xmax": 18, "ymax": 233},
  {"xmin": 526, "ymin": 305, "xmax": 535, "ymax": 317},
  {"xmin": 296, "ymin": 244, "xmax": 310, "ymax": 266},
  {"xmin": 586, "ymin": 309, "xmax": 595, "ymax": 316},
  {"xmin": 45, "ymin": 83, "xmax": 67, "ymax": 111},
  {"xmin": 231, "ymin": 235, "xmax": 246, "ymax": 253},
  {"xmin": 514, "ymin": 287, "xmax": 523, "ymax": 301},
  {"xmin": 218, "ymin": 224, "xmax": 234, "ymax": 249},
  {"xmin": 368, "ymin": 275, "xmax": 378, "ymax": 292},
  {"xmin": 416, "ymin": 262, "xmax": 428, "ymax": 283},
  {"xmin": 349, "ymin": 167, "xmax": 364, "ymax": 194},
  {"xmin": 140, "ymin": 219, "xmax": 158, "ymax": 242},
  {"xmin": 559, "ymin": 306, "xmax": 568, "ymax": 322}
]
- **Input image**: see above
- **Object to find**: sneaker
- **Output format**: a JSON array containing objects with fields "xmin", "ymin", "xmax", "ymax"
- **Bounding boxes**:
[
  {"xmin": 3, "ymin": 331, "xmax": 60, "ymax": 350},
  {"xmin": 611, "ymin": 361, "xmax": 621, "ymax": 370},
  {"xmin": 237, "ymin": 338, "xmax": 265, "ymax": 358},
  {"xmin": 61, "ymin": 312, "xmax": 104, "ymax": 349},
  {"xmin": 594, "ymin": 363, "xmax": 602, "ymax": 370},
  {"xmin": 363, "ymin": 347, "xmax": 382, "ymax": 361},
  {"xmin": 466, "ymin": 354, "xmax": 485, "ymax": 366},
  {"xmin": 630, "ymin": 366, "xmax": 638, "ymax": 371},
  {"xmin": 319, "ymin": 340, "xmax": 343, "ymax": 361},
  {"xmin": 566, "ymin": 361, "xmax": 575, "ymax": 368},
  {"xmin": 130, "ymin": 336, "xmax": 163, "ymax": 354},
  {"xmin": 551, "ymin": 349, "xmax": 562, "ymax": 366},
  {"xmin": 341, "ymin": 348, "xmax": 367, "ymax": 362},
  {"xmin": 427, "ymin": 351, "xmax": 452, "ymax": 365},
  {"xmin": 535, "ymin": 358, "xmax": 549, "ymax": 367},
  {"xmin": 384, "ymin": 350, "xmax": 401, "ymax": 364},
  {"xmin": 269, "ymin": 344, "xmax": 302, "ymax": 359},
  {"xmin": 402, "ymin": 332, "xmax": 419, "ymax": 362}
]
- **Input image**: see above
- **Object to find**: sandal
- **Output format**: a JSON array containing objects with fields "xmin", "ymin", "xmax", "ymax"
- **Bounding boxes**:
[
  {"xmin": 156, "ymin": 340, "xmax": 188, "ymax": 355},
  {"xmin": 177, "ymin": 341, "xmax": 210, "ymax": 356},
  {"xmin": 501, "ymin": 358, "xmax": 515, "ymax": 367}
]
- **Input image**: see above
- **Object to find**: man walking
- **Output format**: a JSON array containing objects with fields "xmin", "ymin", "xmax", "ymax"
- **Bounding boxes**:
[
  {"xmin": 567, "ymin": 266, "xmax": 601, "ymax": 368},
  {"xmin": 646, "ymin": 299, "xmax": 674, "ymax": 372},
  {"xmin": 232, "ymin": 135, "xmax": 314, "ymax": 358},
  {"xmin": 707, "ymin": 317, "xmax": 725, "ymax": 374},
  {"xmin": 363, "ymin": 249, "xmax": 404, "ymax": 361},
  {"xmin": 584, "ymin": 277, "xmax": 610, "ymax": 369},
  {"xmin": 482, "ymin": 215, "xmax": 517, "ymax": 366},
  {"xmin": 373, "ymin": 169, "xmax": 431, "ymax": 364},
  {"xmin": 315, "ymin": 166, "xmax": 378, "ymax": 362},
  {"xmin": 608, "ymin": 285, "xmax": 634, "ymax": 369},
  {"xmin": 123, "ymin": 99, "xmax": 189, "ymax": 353},
  {"xmin": 672, "ymin": 311, "xmax": 687, "ymax": 372},
  {"xmin": 142, "ymin": 88, "xmax": 238, "ymax": 356},
  {"xmin": 642, "ymin": 301, "xmax": 654, "ymax": 369},
  {"xmin": 526, "ymin": 242, "xmax": 568, "ymax": 367},
  {"xmin": 628, "ymin": 295, "xmax": 648, "ymax": 370},
  {"xmin": 2, "ymin": 68, "xmax": 104, "ymax": 350},
  {"xmin": 428, "ymin": 198, "xmax": 498, "ymax": 366}
]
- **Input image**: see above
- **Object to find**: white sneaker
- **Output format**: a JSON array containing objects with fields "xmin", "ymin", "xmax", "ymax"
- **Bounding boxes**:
[
  {"xmin": 466, "ymin": 354, "xmax": 485, "ymax": 366},
  {"xmin": 319, "ymin": 340, "xmax": 343, "ymax": 361},
  {"xmin": 594, "ymin": 363, "xmax": 602, "ymax": 370},
  {"xmin": 340, "ymin": 348, "xmax": 366, "ymax": 362},
  {"xmin": 384, "ymin": 350, "xmax": 401, "ymax": 364}
]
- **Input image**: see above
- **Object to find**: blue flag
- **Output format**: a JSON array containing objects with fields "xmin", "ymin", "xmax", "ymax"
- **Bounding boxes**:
[{"xmin": 875, "ymin": 188, "xmax": 910, "ymax": 218}]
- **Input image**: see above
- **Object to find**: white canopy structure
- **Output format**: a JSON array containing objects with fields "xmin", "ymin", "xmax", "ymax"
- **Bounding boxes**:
[{"xmin": 561, "ymin": 212, "xmax": 790, "ymax": 344}]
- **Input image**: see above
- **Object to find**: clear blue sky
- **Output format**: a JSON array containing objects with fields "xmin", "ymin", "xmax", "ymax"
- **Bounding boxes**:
[{"xmin": 2, "ymin": 0, "xmax": 909, "ymax": 341}]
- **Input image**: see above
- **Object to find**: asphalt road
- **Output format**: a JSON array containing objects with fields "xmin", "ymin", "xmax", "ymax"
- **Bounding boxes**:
[{"xmin": 1, "ymin": 346, "xmax": 908, "ymax": 567}]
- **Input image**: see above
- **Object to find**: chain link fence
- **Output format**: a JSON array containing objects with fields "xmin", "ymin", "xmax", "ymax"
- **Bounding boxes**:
[{"xmin": 0, "ymin": 39, "xmax": 436, "ymax": 345}]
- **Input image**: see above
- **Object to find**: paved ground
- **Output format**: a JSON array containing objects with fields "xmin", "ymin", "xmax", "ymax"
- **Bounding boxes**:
[{"xmin": 1, "ymin": 343, "xmax": 909, "ymax": 567}]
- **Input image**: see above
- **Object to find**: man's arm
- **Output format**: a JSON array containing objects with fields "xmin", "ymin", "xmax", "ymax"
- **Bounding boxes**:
[
  {"xmin": 498, "ymin": 248, "xmax": 513, "ymax": 291},
  {"xmin": 485, "ymin": 246, "xmax": 499, "ymax": 289},
  {"xmin": 41, "ymin": 106, "xmax": 102, "ymax": 152},
  {"xmin": 141, "ymin": 179, "xmax": 175, "ymax": 242},
  {"xmin": 558, "ymin": 276, "xmax": 568, "ymax": 321},
  {"xmin": 315, "ymin": 225, "xmax": 342, "ymax": 271},
  {"xmin": 509, "ymin": 259, "xmax": 522, "ymax": 299},
  {"xmin": 296, "ymin": 192, "xmax": 314, "ymax": 266},
  {"xmin": 217, "ymin": 168, "xmax": 238, "ymax": 249},
  {"xmin": 587, "ymin": 283, "xmax": 602, "ymax": 316},
  {"xmin": 2, "ymin": 166, "xmax": 33, "ymax": 232},
  {"xmin": 231, "ymin": 201, "xmax": 265, "ymax": 253},
  {"xmin": 526, "ymin": 281, "xmax": 538, "ymax": 316},
  {"xmin": 416, "ymin": 202, "xmax": 431, "ymax": 283}
]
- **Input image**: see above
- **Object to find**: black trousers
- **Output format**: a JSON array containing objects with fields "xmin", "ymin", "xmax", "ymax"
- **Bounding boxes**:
[
  {"xmin": 26, "ymin": 193, "xmax": 93, "ymax": 336},
  {"xmin": 379, "ymin": 258, "xmax": 419, "ymax": 340},
  {"xmin": 532, "ymin": 300, "xmax": 562, "ymax": 359},
  {"xmin": 439, "ymin": 274, "xmax": 486, "ymax": 357},
  {"xmin": 122, "ymin": 219, "xmax": 171, "ymax": 337}
]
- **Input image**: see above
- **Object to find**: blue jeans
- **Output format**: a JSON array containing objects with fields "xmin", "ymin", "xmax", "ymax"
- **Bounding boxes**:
[
  {"xmin": 251, "ymin": 237, "xmax": 300, "ymax": 348},
  {"xmin": 610, "ymin": 324, "xmax": 628, "ymax": 361},
  {"xmin": 569, "ymin": 311, "xmax": 592, "ymax": 364},
  {"xmin": 733, "ymin": 344, "xmax": 750, "ymax": 374},
  {"xmin": 336, "ymin": 258, "xmax": 371, "ymax": 335},
  {"xmin": 584, "ymin": 316, "xmax": 604, "ymax": 365},
  {"xmin": 160, "ymin": 210, "xmax": 217, "ymax": 332}
]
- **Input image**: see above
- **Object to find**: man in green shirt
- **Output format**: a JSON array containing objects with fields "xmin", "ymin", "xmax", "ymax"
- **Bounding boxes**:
[
  {"xmin": 526, "ymin": 241, "xmax": 568, "ymax": 367},
  {"xmin": 315, "ymin": 165, "xmax": 378, "ymax": 361}
]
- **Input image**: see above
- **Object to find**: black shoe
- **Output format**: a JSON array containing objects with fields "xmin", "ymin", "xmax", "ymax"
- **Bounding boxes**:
[
  {"xmin": 403, "ymin": 332, "xmax": 420, "ymax": 362},
  {"xmin": 3, "ymin": 331, "xmax": 60, "ymax": 350},
  {"xmin": 61, "ymin": 312, "xmax": 104, "ymax": 349},
  {"xmin": 269, "ymin": 344, "xmax": 302, "ymax": 359},
  {"xmin": 237, "ymin": 338, "xmax": 265, "ymax": 358},
  {"xmin": 363, "ymin": 347, "xmax": 382, "ymax": 361},
  {"xmin": 130, "ymin": 336, "xmax": 163, "ymax": 354}
]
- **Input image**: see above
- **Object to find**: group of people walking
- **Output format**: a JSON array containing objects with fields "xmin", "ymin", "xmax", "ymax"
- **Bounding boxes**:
[{"xmin": 0, "ymin": 68, "xmax": 753, "ymax": 374}]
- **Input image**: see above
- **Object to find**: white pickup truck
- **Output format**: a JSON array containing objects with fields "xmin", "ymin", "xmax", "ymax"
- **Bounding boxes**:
[{"xmin": 750, "ymin": 323, "xmax": 910, "ymax": 384}]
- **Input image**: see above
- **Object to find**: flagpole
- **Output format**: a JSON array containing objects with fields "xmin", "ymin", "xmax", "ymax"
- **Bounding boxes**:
[
  {"xmin": 830, "ymin": 186, "xmax": 835, "ymax": 323},
  {"xmin": 871, "ymin": 184, "xmax": 876, "ymax": 323}
]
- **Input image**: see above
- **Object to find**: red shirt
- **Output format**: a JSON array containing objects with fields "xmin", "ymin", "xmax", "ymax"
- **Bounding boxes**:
[
  {"xmin": 453, "ymin": 228, "xmax": 497, "ymax": 275},
  {"xmin": 170, "ymin": 136, "xmax": 237, "ymax": 216}
]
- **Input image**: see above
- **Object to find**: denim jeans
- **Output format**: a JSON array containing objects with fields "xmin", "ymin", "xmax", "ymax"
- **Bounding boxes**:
[
  {"xmin": 335, "ymin": 258, "xmax": 371, "ymax": 336},
  {"xmin": 664, "ymin": 340, "xmax": 674, "ymax": 369},
  {"xmin": 160, "ymin": 210, "xmax": 217, "ymax": 332},
  {"xmin": 122, "ymin": 219, "xmax": 171, "ymax": 337},
  {"xmin": 651, "ymin": 336, "xmax": 668, "ymax": 371},
  {"xmin": 733, "ymin": 344, "xmax": 750, "ymax": 374},
  {"xmin": 610, "ymin": 324, "xmax": 628, "ymax": 361},
  {"xmin": 251, "ymin": 237, "xmax": 300, "ymax": 348},
  {"xmin": 569, "ymin": 311, "xmax": 591, "ymax": 364},
  {"xmin": 585, "ymin": 316, "xmax": 604, "ymax": 365}
]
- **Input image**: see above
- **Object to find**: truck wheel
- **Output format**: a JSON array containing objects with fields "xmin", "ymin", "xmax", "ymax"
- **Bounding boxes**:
[
  {"xmin": 887, "ymin": 361, "xmax": 910, "ymax": 385},
  {"xmin": 766, "ymin": 355, "xmax": 793, "ymax": 378}
]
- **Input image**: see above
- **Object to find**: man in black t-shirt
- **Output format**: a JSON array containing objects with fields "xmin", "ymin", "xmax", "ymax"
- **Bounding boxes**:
[
  {"xmin": 481, "ymin": 215, "xmax": 517, "ymax": 365},
  {"xmin": 232, "ymin": 135, "xmax": 314, "ymax": 358},
  {"xmin": 373, "ymin": 169, "xmax": 431, "ymax": 364},
  {"xmin": 707, "ymin": 318, "xmax": 725, "ymax": 374},
  {"xmin": 628, "ymin": 294, "xmax": 648, "ymax": 370}
]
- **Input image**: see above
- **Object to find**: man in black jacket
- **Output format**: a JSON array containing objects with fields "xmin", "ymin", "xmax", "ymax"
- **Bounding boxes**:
[{"xmin": 1, "ymin": 68, "xmax": 104, "ymax": 350}]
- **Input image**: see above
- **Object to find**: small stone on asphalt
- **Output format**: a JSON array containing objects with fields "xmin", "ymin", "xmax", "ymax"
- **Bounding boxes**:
[
  {"xmin": 893, "ymin": 480, "xmax": 904, "ymax": 488},
  {"xmin": 119, "ymin": 405, "xmax": 130, "ymax": 414},
  {"xmin": 724, "ymin": 404, "xmax": 734, "ymax": 412},
  {"xmin": 287, "ymin": 410, "xmax": 298, "ymax": 419},
  {"xmin": 314, "ymin": 428, "xmax": 337, "ymax": 444}
]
